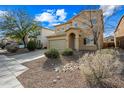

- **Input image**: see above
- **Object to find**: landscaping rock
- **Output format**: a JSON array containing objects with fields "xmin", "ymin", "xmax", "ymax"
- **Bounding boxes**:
[
  {"xmin": 54, "ymin": 67, "xmax": 61, "ymax": 72},
  {"xmin": 53, "ymin": 79, "xmax": 57, "ymax": 84},
  {"xmin": 56, "ymin": 76, "xmax": 60, "ymax": 80},
  {"xmin": 62, "ymin": 63, "xmax": 79, "ymax": 72}
]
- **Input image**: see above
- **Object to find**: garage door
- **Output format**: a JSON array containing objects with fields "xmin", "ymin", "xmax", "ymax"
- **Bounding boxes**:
[{"xmin": 49, "ymin": 39, "xmax": 66, "ymax": 50}]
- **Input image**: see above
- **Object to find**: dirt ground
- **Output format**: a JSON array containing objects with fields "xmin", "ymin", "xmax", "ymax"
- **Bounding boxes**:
[
  {"xmin": 17, "ymin": 53, "xmax": 88, "ymax": 88},
  {"xmin": 17, "ymin": 49, "xmax": 124, "ymax": 88}
]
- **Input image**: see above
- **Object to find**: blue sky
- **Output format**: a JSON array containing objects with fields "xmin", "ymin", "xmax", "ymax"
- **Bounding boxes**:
[{"xmin": 0, "ymin": 5, "xmax": 124, "ymax": 37}]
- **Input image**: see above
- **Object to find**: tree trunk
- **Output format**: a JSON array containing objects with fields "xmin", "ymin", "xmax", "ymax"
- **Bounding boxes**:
[
  {"xmin": 22, "ymin": 36, "xmax": 27, "ymax": 48},
  {"xmin": 94, "ymin": 38, "xmax": 99, "ymax": 50}
]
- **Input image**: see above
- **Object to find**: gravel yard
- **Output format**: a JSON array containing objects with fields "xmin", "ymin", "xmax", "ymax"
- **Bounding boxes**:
[
  {"xmin": 17, "ymin": 49, "xmax": 124, "ymax": 88},
  {"xmin": 17, "ymin": 55, "xmax": 88, "ymax": 88}
]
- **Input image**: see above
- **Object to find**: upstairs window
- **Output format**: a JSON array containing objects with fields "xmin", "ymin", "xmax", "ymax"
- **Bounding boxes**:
[
  {"xmin": 91, "ymin": 18, "xmax": 97, "ymax": 24},
  {"xmin": 73, "ymin": 22, "xmax": 78, "ymax": 27},
  {"xmin": 60, "ymin": 27, "xmax": 64, "ymax": 32},
  {"xmin": 66, "ymin": 24, "xmax": 70, "ymax": 30}
]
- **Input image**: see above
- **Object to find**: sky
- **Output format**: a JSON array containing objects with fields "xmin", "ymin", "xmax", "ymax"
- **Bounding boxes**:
[{"xmin": 0, "ymin": 5, "xmax": 124, "ymax": 38}]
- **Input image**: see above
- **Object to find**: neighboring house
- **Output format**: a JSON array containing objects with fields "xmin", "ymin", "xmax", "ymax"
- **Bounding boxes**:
[
  {"xmin": 103, "ymin": 36, "xmax": 114, "ymax": 48},
  {"xmin": 47, "ymin": 10, "xmax": 104, "ymax": 51},
  {"xmin": 114, "ymin": 16, "xmax": 124, "ymax": 49},
  {"xmin": 0, "ymin": 37, "xmax": 17, "ymax": 45},
  {"xmin": 35, "ymin": 27, "xmax": 55, "ymax": 48}
]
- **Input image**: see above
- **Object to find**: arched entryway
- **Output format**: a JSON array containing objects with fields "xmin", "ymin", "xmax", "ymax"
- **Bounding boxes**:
[{"xmin": 69, "ymin": 33, "xmax": 76, "ymax": 50}]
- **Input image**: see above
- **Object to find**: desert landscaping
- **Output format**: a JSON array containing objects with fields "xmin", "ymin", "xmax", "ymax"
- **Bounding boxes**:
[{"xmin": 16, "ymin": 49, "xmax": 124, "ymax": 88}]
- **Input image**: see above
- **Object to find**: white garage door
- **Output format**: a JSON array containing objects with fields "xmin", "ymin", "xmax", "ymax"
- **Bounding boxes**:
[{"xmin": 49, "ymin": 39, "xmax": 66, "ymax": 50}]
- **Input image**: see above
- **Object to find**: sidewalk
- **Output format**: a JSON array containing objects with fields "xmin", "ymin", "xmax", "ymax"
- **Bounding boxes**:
[{"xmin": 0, "ymin": 55, "xmax": 28, "ymax": 88}]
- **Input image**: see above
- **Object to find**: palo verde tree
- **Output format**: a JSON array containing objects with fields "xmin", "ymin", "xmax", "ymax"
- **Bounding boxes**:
[{"xmin": 0, "ymin": 9, "xmax": 40, "ymax": 48}]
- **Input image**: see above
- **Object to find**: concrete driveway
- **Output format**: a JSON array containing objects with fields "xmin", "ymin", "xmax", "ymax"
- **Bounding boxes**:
[
  {"xmin": 0, "ymin": 55, "xmax": 28, "ymax": 88},
  {"xmin": 0, "ymin": 49, "xmax": 46, "ymax": 88},
  {"xmin": 9, "ymin": 49, "xmax": 46, "ymax": 63}
]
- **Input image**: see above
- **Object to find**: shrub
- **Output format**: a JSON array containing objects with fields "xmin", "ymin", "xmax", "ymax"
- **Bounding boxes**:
[
  {"xmin": 0, "ymin": 43, "xmax": 2, "ymax": 47},
  {"xmin": 27, "ymin": 40, "xmax": 36, "ymax": 51},
  {"xmin": 96, "ymin": 49, "xmax": 119, "ymax": 56},
  {"xmin": 0, "ymin": 42, "xmax": 6, "ymax": 49},
  {"xmin": 5, "ymin": 42, "xmax": 18, "ymax": 53},
  {"xmin": 36, "ymin": 40, "xmax": 43, "ymax": 49},
  {"xmin": 62, "ymin": 48, "xmax": 73, "ymax": 56},
  {"xmin": 79, "ymin": 49, "xmax": 122, "ymax": 88},
  {"xmin": 44, "ymin": 48, "xmax": 60, "ymax": 59}
]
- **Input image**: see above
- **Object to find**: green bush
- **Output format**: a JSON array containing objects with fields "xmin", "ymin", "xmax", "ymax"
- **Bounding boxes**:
[
  {"xmin": 62, "ymin": 48, "xmax": 73, "ymax": 56},
  {"xmin": 44, "ymin": 48, "xmax": 60, "ymax": 59},
  {"xmin": 0, "ymin": 43, "xmax": 2, "ymax": 48},
  {"xmin": 5, "ymin": 43, "xmax": 18, "ymax": 53},
  {"xmin": 27, "ymin": 40, "xmax": 36, "ymax": 51},
  {"xmin": 36, "ymin": 40, "xmax": 43, "ymax": 49}
]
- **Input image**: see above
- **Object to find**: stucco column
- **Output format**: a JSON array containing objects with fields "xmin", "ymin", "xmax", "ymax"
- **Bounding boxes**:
[
  {"xmin": 47, "ymin": 40, "xmax": 50, "ymax": 49},
  {"xmin": 75, "ymin": 35, "xmax": 79, "ymax": 51},
  {"xmin": 66, "ymin": 35, "xmax": 69, "ymax": 48},
  {"xmin": 114, "ymin": 36, "xmax": 117, "ymax": 48}
]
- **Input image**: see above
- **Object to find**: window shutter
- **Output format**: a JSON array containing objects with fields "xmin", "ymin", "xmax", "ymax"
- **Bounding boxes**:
[
  {"xmin": 84, "ymin": 38, "xmax": 86, "ymax": 45},
  {"xmin": 94, "ymin": 38, "xmax": 96, "ymax": 44}
]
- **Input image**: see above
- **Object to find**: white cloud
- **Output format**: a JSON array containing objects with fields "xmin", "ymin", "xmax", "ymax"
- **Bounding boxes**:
[
  {"xmin": 73, "ymin": 12, "xmax": 77, "ymax": 15},
  {"xmin": 100, "ymin": 5, "xmax": 122, "ymax": 37},
  {"xmin": 104, "ymin": 31, "xmax": 114, "ymax": 37},
  {"xmin": 35, "ymin": 12, "xmax": 56, "ymax": 23},
  {"xmin": 56, "ymin": 9, "xmax": 67, "ymax": 21},
  {"xmin": 52, "ymin": 23, "xmax": 61, "ymax": 26},
  {"xmin": 34, "ymin": 9, "xmax": 67, "ymax": 27},
  {"xmin": 100, "ymin": 5, "xmax": 121, "ymax": 17},
  {"xmin": 0, "ymin": 10, "xmax": 8, "ymax": 16}
]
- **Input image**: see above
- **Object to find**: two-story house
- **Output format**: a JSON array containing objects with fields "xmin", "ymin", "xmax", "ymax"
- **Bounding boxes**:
[{"xmin": 47, "ymin": 10, "xmax": 104, "ymax": 51}]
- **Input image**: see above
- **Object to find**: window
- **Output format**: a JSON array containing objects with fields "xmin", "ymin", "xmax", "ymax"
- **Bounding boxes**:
[
  {"xmin": 91, "ymin": 18, "xmax": 97, "ymax": 24},
  {"xmin": 84, "ymin": 36, "xmax": 94, "ymax": 45},
  {"xmin": 60, "ymin": 27, "xmax": 64, "ymax": 32},
  {"xmin": 111, "ymin": 39, "xmax": 114, "ymax": 41},
  {"xmin": 73, "ymin": 22, "xmax": 78, "ymax": 27},
  {"xmin": 66, "ymin": 24, "xmax": 70, "ymax": 29}
]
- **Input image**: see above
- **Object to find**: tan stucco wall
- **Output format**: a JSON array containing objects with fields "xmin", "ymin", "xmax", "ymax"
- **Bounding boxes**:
[
  {"xmin": 55, "ymin": 10, "xmax": 103, "ymax": 32},
  {"xmin": 48, "ymin": 10, "xmax": 104, "ymax": 51},
  {"xmin": 66, "ymin": 29, "xmax": 98, "ymax": 50}
]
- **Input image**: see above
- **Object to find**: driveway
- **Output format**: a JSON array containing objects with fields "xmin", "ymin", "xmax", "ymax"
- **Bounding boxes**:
[
  {"xmin": 0, "ymin": 55, "xmax": 28, "ymax": 88},
  {"xmin": 9, "ymin": 49, "xmax": 46, "ymax": 63},
  {"xmin": 0, "ymin": 49, "xmax": 46, "ymax": 88}
]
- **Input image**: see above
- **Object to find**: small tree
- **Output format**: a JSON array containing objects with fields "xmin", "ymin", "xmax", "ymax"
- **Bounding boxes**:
[
  {"xmin": 0, "ymin": 9, "xmax": 40, "ymax": 48},
  {"xmin": 74, "ymin": 10, "xmax": 103, "ymax": 49}
]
